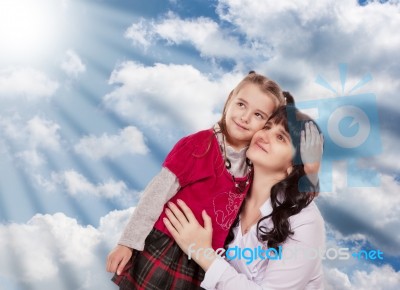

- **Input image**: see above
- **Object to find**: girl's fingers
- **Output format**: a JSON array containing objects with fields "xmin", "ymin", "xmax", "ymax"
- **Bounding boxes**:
[
  {"xmin": 176, "ymin": 199, "xmax": 197, "ymax": 223},
  {"xmin": 310, "ymin": 122, "xmax": 317, "ymax": 146},
  {"xmin": 167, "ymin": 202, "xmax": 189, "ymax": 225},
  {"xmin": 300, "ymin": 130, "xmax": 306, "ymax": 151},
  {"xmin": 165, "ymin": 207, "xmax": 183, "ymax": 232},
  {"xmin": 305, "ymin": 122, "xmax": 311, "ymax": 144}
]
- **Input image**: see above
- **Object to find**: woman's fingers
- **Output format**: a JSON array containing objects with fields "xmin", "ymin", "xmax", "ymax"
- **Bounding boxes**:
[
  {"xmin": 163, "ymin": 217, "xmax": 179, "ymax": 239},
  {"xmin": 202, "ymin": 210, "xmax": 213, "ymax": 232},
  {"xmin": 165, "ymin": 207, "xmax": 183, "ymax": 232},
  {"xmin": 176, "ymin": 199, "xmax": 197, "ymax": 223},
  {"xmin": 167, "ymin": 201, "xmax": 189, "ymax": 225}
]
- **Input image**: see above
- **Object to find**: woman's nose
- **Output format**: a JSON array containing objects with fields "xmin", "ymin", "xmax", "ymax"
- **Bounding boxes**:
[{"xmin": 259, "ymin": 129, "xmax": 271, "ymax": 142}]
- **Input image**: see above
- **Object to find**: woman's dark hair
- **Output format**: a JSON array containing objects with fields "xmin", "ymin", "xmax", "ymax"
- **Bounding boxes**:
[
  {"xmin": 224, "ymin": 105, "xmax": 321, "ymax": 250},
  {"xmin": 283, "ymin": 91, "xmax": 295, "ymax": 105}
]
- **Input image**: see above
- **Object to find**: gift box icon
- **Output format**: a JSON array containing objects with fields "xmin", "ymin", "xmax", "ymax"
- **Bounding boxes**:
[{"xmin": 295, "ymin": 64, "xmax": 382, "ymax": 191}]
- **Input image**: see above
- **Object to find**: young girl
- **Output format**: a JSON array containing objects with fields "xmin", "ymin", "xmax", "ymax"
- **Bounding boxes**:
[
  {"xmin": 164, "ymin": 105, "xmax": 325, "ymax": 289},
  {"xmin": 106, "ymin": 73, "xmax": 318, "ymax": 289}
]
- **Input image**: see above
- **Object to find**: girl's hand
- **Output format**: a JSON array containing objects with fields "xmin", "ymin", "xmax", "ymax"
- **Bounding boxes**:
[
  {"xmin": 301, "ymin": 121, "xmax": 324, "ymax": 186},
  {"xmin": 163, "ymin": 199, "xmax": 215, "ymax": 270},
  {"xmin": 106, "ymin": 244, "xmax": 132, "ymax": 275}
]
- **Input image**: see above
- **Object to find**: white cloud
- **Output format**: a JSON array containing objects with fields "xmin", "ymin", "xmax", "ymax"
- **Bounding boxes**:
[
  {"xmin": 61, "ymin": 49, "xmax": 86, "ymax": 78},
  {"xmin": 214, "ymin": 0, "xmax": 400, "ymax": 105},
  {"xmin": 0, "ymin": 67, "xmax": 58, "ymax": 100},
  {"xmin": 26, "ymin": 116, "xmax": 61, "ymax": 150},
  {"xmin": 0, "ymin": 208, "xmax": 134, "ymax": 289},
  {"xmin": 36, "ymin": 170, "xmax": 133, "ymax": 199},
  {"xmin": 15, "ymin": 150, "xmax": 45, "ymax": 167},
  {"xmin": 103, "ymin": 62, "xmax": 240, "ymax": 132},
  {"xmin": 1, "ymin": 208, "xmax": 398, "ymax": 290},
  {"xmin": 0, "ymin": 115, "xmax": 62, "ymax": 167},
  {"xmin": 125, "ymin": 13, "xmax": 268, "ymax": 62},
  {"xmin": 324, "ymin": 265, "xmax": 400, "ymax": 290},
  {"xmin": 74, "ymin": 126, "xmax": 149, "ymax": 159},
  {"xmin": 153, "ymin": 13, "xmax": 243, "ymax": 59},
  {"xmin": 124, "ymin": 18, "xmax": 154, "ymax": 49},
  {"xmin": 320, "ymin": 170, "xmax": 400, "ymax": 255}
]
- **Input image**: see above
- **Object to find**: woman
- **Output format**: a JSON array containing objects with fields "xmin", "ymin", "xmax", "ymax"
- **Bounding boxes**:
[{"xmin": 163, "ymin": 105, "xmax": 325, "ymax": 289}]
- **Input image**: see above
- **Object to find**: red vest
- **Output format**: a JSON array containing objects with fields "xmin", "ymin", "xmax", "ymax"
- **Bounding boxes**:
[{"xmin": 154, "ymin": 129, "xmax": 251, "ymax": 249}]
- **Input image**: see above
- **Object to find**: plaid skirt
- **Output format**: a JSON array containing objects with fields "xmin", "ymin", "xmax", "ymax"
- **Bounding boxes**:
[{"xmin": 112, "ymin": 228, "xmax": 205, "ymax": 290}]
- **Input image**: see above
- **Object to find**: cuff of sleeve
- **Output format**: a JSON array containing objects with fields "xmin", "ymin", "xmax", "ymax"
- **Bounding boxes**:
[
  {"xmin": 200, "ymin": 257, "xmax": 230, "ymax": 289},
  {"xmin": 118, "ymin": 239, "xmax": 144, "ymax": 251}
]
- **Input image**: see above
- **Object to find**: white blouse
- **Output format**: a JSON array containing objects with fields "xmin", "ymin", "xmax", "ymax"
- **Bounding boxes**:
[{"xmin": 200, "ymin": 199, "xmax": 325, "ymax": 290}]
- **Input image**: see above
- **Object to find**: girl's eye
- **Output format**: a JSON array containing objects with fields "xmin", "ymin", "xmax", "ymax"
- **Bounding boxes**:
[
  {"xmin": 238, "ymin": 102, "xmax": 245, "ymax": 107},
  {"xmin": 277, "ymin": 134, "xmax": 285, "ymax": 142},
  {"xmin": 255, "ymin": 113, "xmax": 264, "ymax": 119}
]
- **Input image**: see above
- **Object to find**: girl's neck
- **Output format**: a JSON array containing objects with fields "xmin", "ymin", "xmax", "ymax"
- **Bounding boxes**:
[
  {"xmin": 225, "ymin": 137, "xmax": 249, "ymax": 152},
  {"xmin": 216, "ymin": 123, "xmax": 248, "ymax": 151}
]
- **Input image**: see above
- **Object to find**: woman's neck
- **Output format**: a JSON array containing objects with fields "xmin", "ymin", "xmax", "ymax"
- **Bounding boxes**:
[{"xmin": 247, "ymin": 166, "xmax": 286, "ymax": 208}]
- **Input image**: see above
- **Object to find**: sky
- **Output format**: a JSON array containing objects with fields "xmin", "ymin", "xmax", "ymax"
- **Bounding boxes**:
[{"xmin": 0, "ymin": 0, "xmax": 399, "ymax": 289}]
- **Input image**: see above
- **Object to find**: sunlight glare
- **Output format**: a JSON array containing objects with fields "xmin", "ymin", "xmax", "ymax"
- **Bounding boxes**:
[{"xmin": 0, "ymin": 0, "xmax": 61, "ymax": 60}]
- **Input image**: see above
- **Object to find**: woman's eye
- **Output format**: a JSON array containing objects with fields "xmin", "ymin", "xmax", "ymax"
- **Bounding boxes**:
[
  {"xmin": 238, "ymin": 102, "xmax": 244, "ymax": 107},
  {"xmin": 277, "ymin": 135, "xmax": 285, "ymax": 142}
]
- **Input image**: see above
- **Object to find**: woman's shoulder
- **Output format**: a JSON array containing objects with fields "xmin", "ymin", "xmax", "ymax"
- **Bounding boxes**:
[
  {"xmin": 288, "ymin": 201, "xmax": 325, "ymax": 247},
  {"xmin": 290, "ymin": 201, "xmax": 324, "ymax": 230}
]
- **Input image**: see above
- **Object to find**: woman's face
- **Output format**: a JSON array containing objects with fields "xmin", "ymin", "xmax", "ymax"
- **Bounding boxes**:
[{"xmin": 246, "ymin": 122, "xmax": 295, "ymax": 174}]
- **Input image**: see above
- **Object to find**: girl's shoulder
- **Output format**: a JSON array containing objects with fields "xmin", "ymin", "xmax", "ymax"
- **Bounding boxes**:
[
  {"xmin": 181, "ymin": 128, "xmax": 214, "ymax": 143},
  {"xmin": 172, "ymin": 128, "xmax": 216, "ymax": 154},
  {"xmin": 165, "ymin": 128, "xmax": 216, "ymax": 161}
]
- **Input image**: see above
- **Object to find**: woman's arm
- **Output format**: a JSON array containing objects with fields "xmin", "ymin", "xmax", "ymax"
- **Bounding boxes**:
[
  {"xmin": 164, "ymin": 200, "xmax": 325, "ymax": 290},
  {"xmin": 163, "ymin": 199, "xmax": 217, "ymax": 270}
]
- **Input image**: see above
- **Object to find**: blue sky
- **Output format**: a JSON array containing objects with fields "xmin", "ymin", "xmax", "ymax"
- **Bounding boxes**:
[{"xmin": 0, "ymin": 0, "xmax": 399, "ymax": 289}]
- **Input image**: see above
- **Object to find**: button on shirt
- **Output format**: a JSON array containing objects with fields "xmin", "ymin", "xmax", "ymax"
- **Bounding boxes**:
[{"xmin": 200, "ymin": 198, "xmax": 325, "ymax": 290}]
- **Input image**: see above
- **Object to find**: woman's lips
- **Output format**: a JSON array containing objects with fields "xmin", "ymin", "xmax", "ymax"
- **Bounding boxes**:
[{"xmin": 254, "ymin": 141, "xmax": 268, "ymax": 153}]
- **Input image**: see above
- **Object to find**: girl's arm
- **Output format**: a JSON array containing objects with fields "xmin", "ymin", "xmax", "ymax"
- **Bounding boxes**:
[
  {"xmin": 106, "ymin": 167, "xmax": 179, "ymax": 275},
  {"xmin": 164, "ymin": 200, "xmax": 325, "ymax": 290},
  {"xmin": 118, "ymin": 167, "xmax": 179, "ymax": 250}
]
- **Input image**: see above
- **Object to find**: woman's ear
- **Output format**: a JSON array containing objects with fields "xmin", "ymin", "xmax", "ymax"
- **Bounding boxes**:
[{"xmin": 286, "ymin": 166, "xmax": 293, "ymax": 176}]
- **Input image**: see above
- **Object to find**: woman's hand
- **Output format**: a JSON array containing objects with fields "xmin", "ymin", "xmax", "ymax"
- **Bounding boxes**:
[
  {"xmin": 163, "ymin": 199, "xmax": 216, "ymax": 270},
  {"xmin": 301, "ymin": 121, "xmax": 324, "ymax": 186}
]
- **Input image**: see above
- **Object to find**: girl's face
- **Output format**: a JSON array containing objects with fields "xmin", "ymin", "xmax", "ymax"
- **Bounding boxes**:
[
  {"xmin": 224, "ymin": 83, "xmax": 277, "ymax": 150},
  {"xmin": 246, "ymin": 122, "xmax": 295, "ymax": 174}
]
